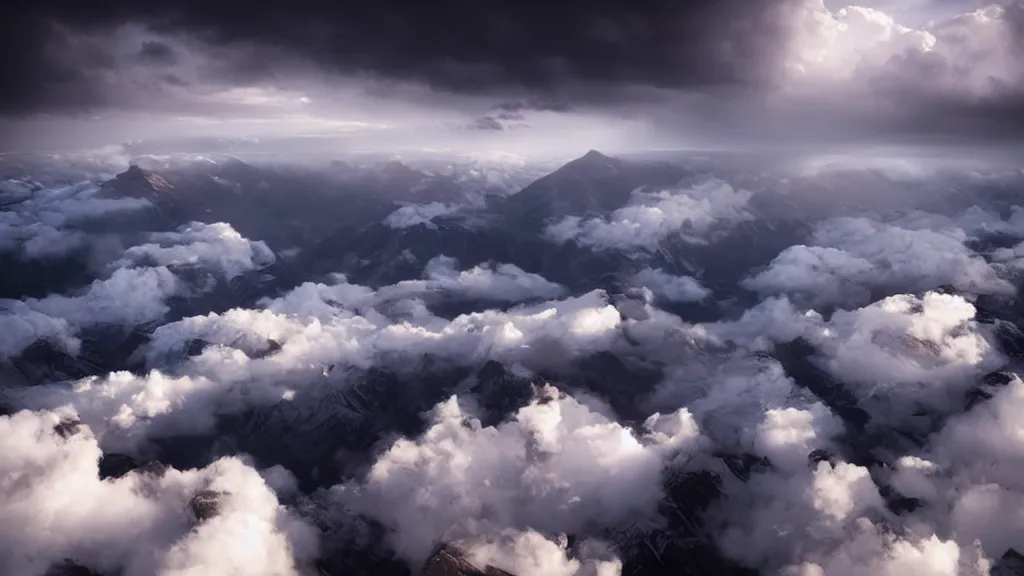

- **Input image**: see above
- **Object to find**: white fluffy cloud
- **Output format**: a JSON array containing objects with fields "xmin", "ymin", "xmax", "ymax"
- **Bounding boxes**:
[
  {"xmin": 885, "ymin": 376, "xmax": 1024, "ymax": 563},
  {"xmin": 787, "ymin": 2, "xmax": 1023, "ymax": 103},
  {"xmin": 694, "ymin": 359, "xmax": 977, "ymax": 576},
  {"xmin": 545, "ymin": 180, "xmax": 751, "ymax": 251},
  {"xmin": 708, "ymin": 289, "xmax": 1003, "ymax": 425},
  {"xmin": 118, "ymin": 222, "xmax": 276, "ymax": 279},
  {"xmin": 810, "ymin": 291, "xmax": 1003, "ymax": 425},
  {"xmin": 24, "ymin": 266, "xmax": 181, "ymax": 328},
  {"xmin": 378, "ymin": 255, "xmax": 566, "ymax": 303},
  {"xmin": 8, "ymin": 274, "xmax": 620, "ymax": 454},
  {"xmin": 647, "ymin": 353, "xmax": 843, "ymax": 458},
  {"xmin": 0, "ymin": 305, "xmax": 79, "ymax": 358},
  {"xmin": 0, "ymin": 221, "xmax": 279, "ymax": 360},
  {"xmin": 461, "ymin": 531, "xmax": 622, "ymax": 576},
  {"xmin": 745, "ymin": 214, "xmax": 1017, "ymax": 306},
  {"xmin": 145, "ymin": 277, "xmax": 623, "ymax": 381},
  {"xmin": 0, "ymin": 409, "xmax": 318, "ymax": 576},
  {"xmin": 383, "ymin": 202, "xmax": 461, "ymax": 229},
  {"xmin": 0, "ymin": 180, "xmax": 151, "ymax": 260},
  {"xmin": 330, "ymin": 386, "xmax": 706, "ymax": 566},
  {"xmin": 0, "ymin": 266, "xmax": 180, "ymax": 359},
  {"xmin": 632, "ymin": 267, "xmax": 711, "ymax": 303},
  {"xmin": 4, "ymin": 168, "xmax": 1024, "ymax": 576}
]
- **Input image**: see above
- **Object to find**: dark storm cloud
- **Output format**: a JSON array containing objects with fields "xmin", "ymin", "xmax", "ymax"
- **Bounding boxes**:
[
  {"xmin": 469, "ymin": 116, "xmax": 505, "ymax": 131},
  {"xmin": 158, "ymin": 72, "xmax": 188, "ymax": 87},
  {"xmin": 486, "ymin": 100, "xmax": 576, "ymax": 121},
  {"xmin": 0, "ymin": 16, "xmax": 119, "ymax": 114},
  {"xmin": 5, "ymin": 0, "xmax": 1024, "ymax": 146},
  {"xmin": 860, "ymin": 3, "xmax": 1024, "ymax": 141},
  {"xmin": 1, "ymin": 0, "xmax": 803, "ymax": 115},
  {"xmin": 136, "ymin": 40, "xmax": 177, "ymax": 66},
  {"xmin": 492, "ymin": 100, "xmax": 576, "ymax": 114}
]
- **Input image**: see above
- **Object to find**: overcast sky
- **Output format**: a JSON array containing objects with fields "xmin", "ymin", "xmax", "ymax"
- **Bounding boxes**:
[{"xmin": 2, "ymin": 0, "xmax": 1022, "ymax": 154}]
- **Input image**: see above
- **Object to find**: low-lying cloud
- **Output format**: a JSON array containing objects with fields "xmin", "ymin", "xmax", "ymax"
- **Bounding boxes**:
[
  {"xmin": 745, "ymin": 211, "xmax": 1023, "ymax": 306},
  {"xmin": 118, "ymin": 222, "xmax": 276, "ymax": 279},
  {"xmin": 3, "ymin": 159, "xmax": 1024, "ymax": 576},
  {"xmin": 545, "ymin": 180, "xmax": 752, "ymax": 252},
  {"xmin": 384, "ymin": 202, "xmax": 461, "ymax": 229},
  {"xmin": 0, "ymin": 409, "xmax": 318, "ymax": 576},
  {"xmin": 331, "ymin": 386, "xmax": 705, "ymax": 566},
  {"xmin": 0, "ymin": 179, "xmax": 150, "ymax": 260}
]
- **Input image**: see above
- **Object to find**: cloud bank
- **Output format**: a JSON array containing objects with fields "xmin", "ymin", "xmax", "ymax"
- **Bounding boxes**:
[
  {"xmin": 545, "ymin": 180, "xmax": 752, "ymax": 251},
  {"xmin": 0, "ymin": 409, "xmax": 318, "ymax": 576}
]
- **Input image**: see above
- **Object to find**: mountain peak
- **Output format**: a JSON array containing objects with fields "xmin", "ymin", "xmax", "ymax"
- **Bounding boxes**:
[
  {"xmin": 549, "ymin": 149, "xmax": 619, "ymax": 176},
  {"xmin": 579, "ymin": 149, "xmax": 614, "ymax": 163},
  {"xmin": 107, "ymin": 164, "xmax": 174, "ymax": 197},
  {"xmin": 419, "ymin": 543, "xmax": 516, "ymax": 576}
]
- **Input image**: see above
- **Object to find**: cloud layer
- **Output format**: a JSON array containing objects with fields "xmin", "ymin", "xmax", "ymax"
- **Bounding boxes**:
[
  {"xmin": 0, "ymin": 409, "xmax": 318, "ymax": 576},
  {"xmin": 3, "ymin": 157, "xmax": 1024, "ymax": 575},
  {"xmin": 545, "ymin": 179, "xmax": 752, "ymax": 251}
]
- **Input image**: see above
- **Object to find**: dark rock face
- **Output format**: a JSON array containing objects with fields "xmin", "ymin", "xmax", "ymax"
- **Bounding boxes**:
[
  {"xmin": 0, "ymin": 252, "xmax": 95, "ymax": 300},
  {"xmin": 97, "ymin": 453, "xmax": 138, "ymax": 479},
  {"xmin": 103, "ymin": 165, "xmax": 175, "ymax": 200},
  {"xmin": 557, "ymin": 351, "xmax": 663, "ymax": 423},
  {"xmin": 189, "ymin": 489, "xmax": 224, "ymax": 522},
  {"xmin": 504, "ymin": 151, "xmax": 689, "ymax": 228},
  {"xmin": 807, "ymin": 449, "xmax": 836, "ymax": 468},
  {"xmin": 617, "ymin": 470, "xmax": 758, "ymax": 576},
  {"xmin": 3, "ymin": 339, "xmax": 92, "ymax": 386},
  {"xmin": 418, "ymin": 544, "xmax": 515, "ymax": 576},
  {"xmin": 471, "ymin": 361, "xmax": 540, "ymax": 426},
  {"xmin": 995, "ymin": 322, "xmax": 1024, "ymax": 361},
  {"xmin": 44, "ymin": 561, "xmax": 103, "ymax": 576},
  {"xmin": 879, "ymin": 484, "xmax": 922, "ymax": 516},
  {"xmin": 98, "ymin": 453, "xmax": 169, "ymax": 480},
  {"xmin": 221, "ymin": 363, "xmax": 476, "ymax": 491},
  {"xmin": 721, "ymin": 454, "xmax": 771, "ymax": 482},
  {"xmin": 772, "ymin": 338, "xmax": 870, "ymax": 432},
  {"xmin": 53, "ymin": 418, "xmax": 82, "ymax": 439},
  {"xmin": 994, "ymin": 549, "xmax": 1024, "ymax": 576}
]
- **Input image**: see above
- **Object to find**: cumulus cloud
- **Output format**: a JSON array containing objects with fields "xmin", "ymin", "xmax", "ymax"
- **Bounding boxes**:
[
  {"xmin": 991, "ymin": 239, "xmax": 1024, "ymax": 277},
  {"xmin": 0, "ymin": 220, "xmax": 282, "ymax": 360},
  {"xmin": 378, "ymin": 255, "xmax": 566, "ymax": 303},
  {"xmin": 6, "ymin": 157, "xmax": 1024, "ymax": 576},
  {"xmin": 709, "ymin": 289, "xmax": 1003, "ymax": 427},
  {"xmin": 23, "ymin": 266, "xmax": 180, "ymax": 328},
  {"xmin": 8, "ymin": 276, "xmax": 622, "ymax": 454},
  {"xmin": 0, "ymin": 305, "xmax": 79, "ymax": 357},
  {"xmin": 4, "ymin": 254, "xmax": 1021, "ymax": 575},
  {"xmin": 802, "ymin": 3, "xmax": 1019, "ymax": 96},
  {"xmin": 0, "ymin": 266, "xmax": 180, "ymax": 359},
  {"xmin": 0, "ymin": 180, "xmax": 150, "ymax": 260},
  {"xmin": 646, "ymin": 353, "xmax": 842, "ymax": 456},
  {"xmin": 632, "ymin": 268, "xmax": 711, "ymax": 303},
  {"xmin": 117, "ymin": 222, "xmax": 276, "ymax": 279},
  {"xmin": 883, "ymin": 375, "xmax": 1024, "ymax": 563},
  {"xmin": 144, "ymin": 278, "xmax": 624, "ymax": 380},
  {"xmin": 777, "ymin": 1, "xmax": 1024, "ymax": 139},
  {"xmin": 330, "ymin": 386, "xmax": 706, "ymax": 565},
  {"xmin": 745, "ymin": 214, "xmax": 1018, "ymax": 306},
  {"xmin": 809, "ymin": 292, "xmax": 1002, "ymax": 418},
  {"xmin": 383, "ymin": 202, "xmax": 461, "ymax": 229},
  {"xmin": 461, "ymin": 531, "xmax": 622, "ymax": 576},
  {"xmin": 0, "ymin": 409, "xmax": 318, "ymax": 576},
  {"xmin": 678, "ymin": 355, "xmax": 976, "ymax": 575},
  {"xmin": 545, "ymin": 180, "xmax": 751, "ymax": 251}
]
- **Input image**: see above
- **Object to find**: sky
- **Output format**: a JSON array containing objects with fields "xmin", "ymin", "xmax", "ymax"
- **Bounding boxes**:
[{"xmin": 2, "ymin": 0, "xmax": 1023, "ymax": 154}]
